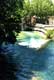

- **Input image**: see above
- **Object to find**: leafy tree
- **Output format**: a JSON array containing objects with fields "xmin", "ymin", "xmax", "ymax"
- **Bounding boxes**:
[
  {"xmin": 0, "ymin": 0, "xmax": 24, "ymax": 22},
  {"xmin": 0, "ymin": 0, "xmax": 24, "ymax": 44},
  {"xmin": 23, "ymin": 0, "xmax": 54, "ymax": 17}
]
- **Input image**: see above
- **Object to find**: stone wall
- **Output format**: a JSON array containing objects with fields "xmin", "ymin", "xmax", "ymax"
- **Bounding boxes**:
[{"xmin": 48, "ymin": 16, "xmax": 54, "ymax": 25}]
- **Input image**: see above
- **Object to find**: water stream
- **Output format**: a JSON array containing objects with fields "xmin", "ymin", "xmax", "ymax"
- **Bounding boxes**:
[{"xmin": 2, "ymin": 32, "xmax": 54, "ymax": 80}]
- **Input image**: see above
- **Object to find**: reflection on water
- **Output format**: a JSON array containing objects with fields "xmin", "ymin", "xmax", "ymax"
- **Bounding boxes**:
[{"xmin": 2, "ymin": 40, "xmax": 54, "ymax": 80}]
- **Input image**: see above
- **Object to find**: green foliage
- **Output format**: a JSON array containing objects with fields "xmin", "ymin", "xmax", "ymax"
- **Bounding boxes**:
[
  {"xmin": 22, "ymin": 0, "xmax": 54, "ymax": 17},
  {"xmin": 22, "ymin": 0, "xmax": 32, "ymax": 17},
  {"xmin": 46, "ymin": 30, "xmax": 54, "ymax": 39},
  {"xmin": 0, "ymin": 0, "xmax": 54, "ymax": 44},
  {"xmin": 0, "ymin": 0, "xmax": 24, "ymax": 22},
  {"xmin": 0, "ymin": 0, "xmax": 54, "ymax": 21},
  {"xmin": 0, "ymin": 0, "xmax": 24, "ymax": 44},
  {"xmin": 16, "ymin": 32, "xmax": 30, "ymax": 41}
]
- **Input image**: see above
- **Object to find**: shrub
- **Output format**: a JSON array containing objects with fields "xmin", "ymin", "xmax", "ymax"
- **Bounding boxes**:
[{"xmin": 46, "ymin": 29, "xmax": 54, "ymax": 39}]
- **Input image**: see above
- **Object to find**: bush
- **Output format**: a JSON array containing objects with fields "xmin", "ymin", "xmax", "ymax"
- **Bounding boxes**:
[{"xmin": 46, "ymin": 30, "xmax": 54, "ymax": 39}]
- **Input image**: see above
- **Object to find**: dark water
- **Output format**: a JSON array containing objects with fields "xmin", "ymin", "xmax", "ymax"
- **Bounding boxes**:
[{"xmin": 2, "ymin": 41, "xmax": 54, "ymax": 80}]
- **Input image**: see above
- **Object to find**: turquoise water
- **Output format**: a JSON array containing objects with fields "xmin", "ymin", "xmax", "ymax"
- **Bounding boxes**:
[
  {"xmin": 2, "ymin": 40, "xmax": 54, "ymax": 80},
  {"xmin": 17, "ymin": 32, "xmax": 45, "ymax": 48}
]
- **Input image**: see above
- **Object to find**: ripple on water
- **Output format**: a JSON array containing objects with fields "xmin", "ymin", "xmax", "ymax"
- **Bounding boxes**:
[{"xmin": 2, "ymin": 41, "xmax": 54, "ymax": 80}]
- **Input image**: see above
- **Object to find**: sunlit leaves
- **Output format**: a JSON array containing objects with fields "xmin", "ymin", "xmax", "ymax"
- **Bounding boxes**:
[
  {"xmin": 23, "ymin": 0, "xmax": 54, "ymax": 17},
  {"xmin": 0, "ymin": 0, "xmax": 24, "ymax": 21}
]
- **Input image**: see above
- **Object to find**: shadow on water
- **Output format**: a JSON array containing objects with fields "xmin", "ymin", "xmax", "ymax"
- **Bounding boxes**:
[
  {"xmin": 1, "ymin": 41, "xmax": 54, "ymax": 80},
  {"xmin": 0, "ymin": 52, "xmax": 18, "ymax": 80}
]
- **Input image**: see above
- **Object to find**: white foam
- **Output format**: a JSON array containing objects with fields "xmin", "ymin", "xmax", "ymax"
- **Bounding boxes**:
[{"xmin": 18, "ymin": 38, "xmax": 49, "ymax": 49}]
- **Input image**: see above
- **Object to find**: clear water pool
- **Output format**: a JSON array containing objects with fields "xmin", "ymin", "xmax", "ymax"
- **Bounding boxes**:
[
  {"xmin": 2, "ymin": 37, "xmax": 54, "ymax": 80},
  {"xmin": 17, "ymin": 32, "xmax": 47, "ymax": 49}
]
